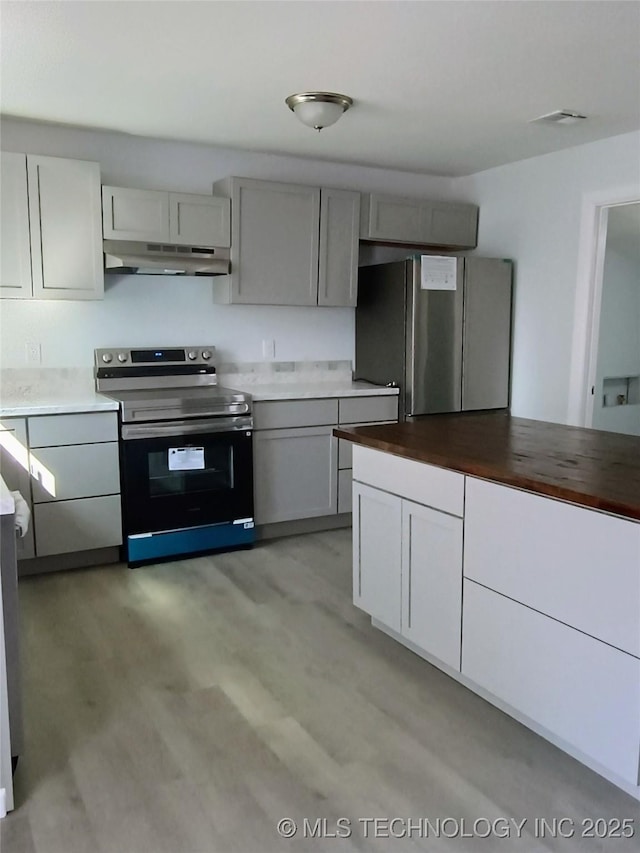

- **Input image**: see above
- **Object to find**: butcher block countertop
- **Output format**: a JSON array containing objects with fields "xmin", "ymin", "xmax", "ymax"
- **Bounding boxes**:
[{"xmin": 334, "ymin": 410, "xmax": 640, "ymax": 522}]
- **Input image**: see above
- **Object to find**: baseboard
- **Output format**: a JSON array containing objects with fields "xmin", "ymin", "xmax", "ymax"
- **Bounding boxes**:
[
  {"xmin": 18, "ymin": 546, "xmax": 121, "ymax": 577},
  {"xmin": 257, "ymin": 513, "xmax": 352, "ymax": 541}
]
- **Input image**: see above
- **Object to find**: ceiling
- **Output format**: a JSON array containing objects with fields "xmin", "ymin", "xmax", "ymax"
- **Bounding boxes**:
[{"xmin": 1, "ymin": 1, "xmax": 639, "ymax": 177}]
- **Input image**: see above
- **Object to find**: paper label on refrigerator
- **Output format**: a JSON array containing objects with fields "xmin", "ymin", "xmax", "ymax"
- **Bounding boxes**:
[
  {"xmin": 168, "ymin": 447, "xmax": 205, "ymax": 471},
  {"xmin": 421, "ymin": 255, "xmax": 458, "ymax": 290}
]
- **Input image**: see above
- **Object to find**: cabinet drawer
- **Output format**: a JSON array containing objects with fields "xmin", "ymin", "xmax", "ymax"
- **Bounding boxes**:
[
  {"xmin": 352, "ymin": 445, "xmax": 464, "ymax": 517},
  {"xmin": 34, "ymin": 495, "xmax": 122, "ymax": 556},
  {"xmin": 29, "ymin": 412, "xmax": 118, "ymax": 447},
  {"xmin": 31, "ymin": 442, "xmax": 120, "ymax": 503},
  {"xmin": 253, "ymin": 399, "xmax": 338, "ymax": 430},
  {"xmin": 464, "ymin": 478, "xmax": 640, "ymax": 657},
  {"xmin": 462, "ymin": 580, "xmax": 640, "ymax": 785},
  {"xmin": 338, "ymin": 396, "xmax": 398, "ymax": 424},
  {"xmin": 338, "ymin": 468, "xmax": 352, "ymax": 514}
]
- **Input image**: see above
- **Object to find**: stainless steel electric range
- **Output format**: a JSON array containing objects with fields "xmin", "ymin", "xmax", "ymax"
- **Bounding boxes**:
[{"xmin": 95, "ymin": 346, "xmax": 254, "ymax": 567}]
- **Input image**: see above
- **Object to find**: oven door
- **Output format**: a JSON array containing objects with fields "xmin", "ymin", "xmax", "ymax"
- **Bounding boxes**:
[{"xmin": 120, "ymin": 416, "xmax": 253, "ymax": 535}]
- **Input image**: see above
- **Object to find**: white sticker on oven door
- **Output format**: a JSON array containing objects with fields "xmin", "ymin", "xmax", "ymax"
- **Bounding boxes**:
[
  {"xmin": 168, "ymin": 447, "xmax": 205, "ymax": 470},
  {"xmin": 421, "ymin": 255, "xmax": 458, "ymax": 290}
]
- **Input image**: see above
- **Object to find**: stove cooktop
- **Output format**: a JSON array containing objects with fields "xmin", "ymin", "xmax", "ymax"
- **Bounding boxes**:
[{"xmin": 100, "ymin": 385, "xmax": 252, "ymax": 423}]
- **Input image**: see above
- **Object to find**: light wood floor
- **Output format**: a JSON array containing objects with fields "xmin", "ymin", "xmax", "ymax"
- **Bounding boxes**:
[{"xmin": 2, "ymin": 529, "xmax": 638, "ymax": 853}]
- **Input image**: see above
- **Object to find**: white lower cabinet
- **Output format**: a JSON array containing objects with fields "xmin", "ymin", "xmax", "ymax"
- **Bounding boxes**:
[
  {"xmin": 350, "ymin": 448, "xmax": 640, "ymax": 796},
  {"xmin": 352, "ymin": 480, "xmax": 463, "ymax": 667},
  {"xmin": 353, "ymin": 483, "xmax": 402, "ymax": 632},
  {"xmin": 462, "ymin": 579, "xmax": 640, "ymax": 786},
  {"xmin": 401, "ymin": 500, "xmax": 462, "ymax": 670}
]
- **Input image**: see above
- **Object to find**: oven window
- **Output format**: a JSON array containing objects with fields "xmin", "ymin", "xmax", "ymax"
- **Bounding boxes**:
[{"xmin": 147, "ymin": 446, "xmax": 234, "ymax": 498}]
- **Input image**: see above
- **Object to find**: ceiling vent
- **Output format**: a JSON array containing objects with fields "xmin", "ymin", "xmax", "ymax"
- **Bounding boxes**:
[{"xmin": 530, "ymin": 109, "xmax": 587, "ymax": 126}]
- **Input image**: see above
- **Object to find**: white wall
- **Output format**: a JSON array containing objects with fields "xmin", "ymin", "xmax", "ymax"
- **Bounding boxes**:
[
  {"xmin": 456, "ymin": 131, "xmax": 640, "ymax": 423},
  {"xmin": 0, "ymin": 118, "xmax": 453, "ymax": 368}
]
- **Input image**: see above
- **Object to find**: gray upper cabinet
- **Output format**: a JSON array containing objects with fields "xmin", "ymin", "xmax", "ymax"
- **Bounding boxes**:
[
  {"xmin": 102, "ymin": 186, "xmax": 230, "ymax": 247},
  {"xmin": 169, "ymin": 193, "xmax": 230, "ymax": 246},
  {"xmin": 361, "ymin": 193, "xmax": 478, "ymax": 249},
  {"xmin": 0, "ymin": 152, "xmax": 32, "ymax": 299},
  {"xmin": 213, "ymin": 177, "xmax": 359, "ymax": 306},
  {"xmin": 102, "ymin": 187, "xmax": 170, "ymax": 243},
  {"xmin": 318, "ymin": 187, "xmax": 360, "ymax": 307},
  {"xmin": 1, "ymin": 153, "xmax": 103, "ymax": 300}
]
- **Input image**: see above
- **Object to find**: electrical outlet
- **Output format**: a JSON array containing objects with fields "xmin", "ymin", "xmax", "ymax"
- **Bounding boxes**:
[
  {"xmin": 262, "ymin": 339, "xmax": 276, "ymax": 360},
  {"xmin": 25, "ymin": 342, "xmax": 42, "ymax": 365}
]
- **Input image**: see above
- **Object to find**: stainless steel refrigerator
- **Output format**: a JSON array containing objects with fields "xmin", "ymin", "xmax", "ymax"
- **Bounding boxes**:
[{"xmin": 355, "ymin": 256, "xmax": 513, "ymax": 419}]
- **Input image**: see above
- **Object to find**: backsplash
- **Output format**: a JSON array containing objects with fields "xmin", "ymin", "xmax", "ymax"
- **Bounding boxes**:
[
  {"xmin": 0, "ymin": 361, "xmax": 354, "ymax": 401},
  {"xmin": 0, "ymin": 368, "xmax": 95, "ymax": 401},
  {"xmin": 218, "ymin": 360, "xmax": 353, "ymax": 386}
]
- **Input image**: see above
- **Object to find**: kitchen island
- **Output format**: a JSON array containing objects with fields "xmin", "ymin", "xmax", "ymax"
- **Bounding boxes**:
[{"xmin": 334, "ymin": 411, "xmax": 640, "ymax": 799}]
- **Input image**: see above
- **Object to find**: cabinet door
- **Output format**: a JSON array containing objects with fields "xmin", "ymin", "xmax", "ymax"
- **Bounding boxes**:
[
  {"xmin": 0, "ymin": 418, "xmax": 35, "ymax": 559},
  {"xmin": 230, "ymin": 178, "xmax": 320, "ymax": 305},
  {"xmin": 102, "ymin": 186, "xmax": 170, "ymax": 242},
  {"xmin": 28, "ymin": 156, "xmax": 103, "ymax": 299},
  {"xmin": 0, "ymin": 152, "xmax": 32, "ymax": 299},
  {"xmin": 462, "ymin": 579, "xmax": 640, "ymax": 785},
  {"xmin": 168, "ymin": 193, "xmax": 230, "ymax": 247},
  {"xmin": 352, "ymin": 482, "xmax": 401, "ymax": 631},
  {"xmin": 401, "ymin": 499, "xmax": 462, "ymax": 670},
  {"xmin": 363, "ymin": 194, "xmax": 424, "ymax": 243},
  {"xmin": 421, "ymin": 202, "xmax": 478, "ymax": 248},
  {"xmin": 318, "ymin": 188, "xmax": 360, "ymax": 306},
  {"xmin": 253, "ymin": 426, "xmax": 337, "ymax": 523}
]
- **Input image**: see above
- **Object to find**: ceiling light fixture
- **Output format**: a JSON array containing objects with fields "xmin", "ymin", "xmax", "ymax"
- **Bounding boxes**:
[
  {"xmin": 530, "ymin": 109, "xmax": 588, "ymax": 126},
  {"xmin": 285, "ymin": 92, "xmax": 353, "ymax": 131}
]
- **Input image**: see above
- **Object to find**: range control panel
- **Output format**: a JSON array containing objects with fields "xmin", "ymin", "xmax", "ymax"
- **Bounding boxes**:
[{"xmin": 94, "ymin": 346, "xmax": 216, "ymax": 368}]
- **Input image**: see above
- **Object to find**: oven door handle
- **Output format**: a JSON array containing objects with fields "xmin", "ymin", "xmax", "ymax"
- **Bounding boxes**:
[{"xmin": 121, "ymin": 416, "xmax": 253, "ymax": 441}]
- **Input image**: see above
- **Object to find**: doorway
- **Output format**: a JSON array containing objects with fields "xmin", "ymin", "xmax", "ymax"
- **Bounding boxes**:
[
  {"xmin": 568, "ymin": 188, "xmax": 640, "ymax": 430},
  {"xmin": 590, "ymin": 203, "xmax": 640, "ymax": 435}
]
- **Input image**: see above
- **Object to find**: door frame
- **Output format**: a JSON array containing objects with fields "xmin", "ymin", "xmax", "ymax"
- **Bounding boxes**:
[{"xmin": 567, "ymin": 185, "xmax": 640, "ymax": 426}]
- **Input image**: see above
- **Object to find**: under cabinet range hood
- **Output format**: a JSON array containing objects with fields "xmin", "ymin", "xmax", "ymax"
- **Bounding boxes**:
[{"xmin": 103, "ymin": 240, "xmax": 230, "ymax": 276}]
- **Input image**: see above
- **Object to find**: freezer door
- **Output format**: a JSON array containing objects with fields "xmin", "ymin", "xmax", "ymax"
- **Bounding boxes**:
[
  {"xmin": 462, "ymin": 258, "xmax": 512, "ymax": 410},
  {"xmin": 408, "ymin": 258, "xmax": 464, "ymax": 416}
]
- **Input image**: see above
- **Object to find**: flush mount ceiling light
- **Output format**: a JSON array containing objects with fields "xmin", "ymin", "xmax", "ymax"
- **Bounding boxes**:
[{"xmin": 285, "ymin": 92, "xmax": 353, "ymax": 131}]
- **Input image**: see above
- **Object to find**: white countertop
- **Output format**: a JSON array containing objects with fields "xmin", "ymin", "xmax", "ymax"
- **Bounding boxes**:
[
  {"xmin": 0, "ymin": 391, "xmax": 119, "ymax": 418},
  {"xmin": 243, "ymin": 381, "xmax": 399, "ymax": 401},
  {"xmin": 0, "ymin": 477, "xmax": 14, "ymax": 517},
  {"xmin": 0, "ymin": 381, "xmax": 397, "ymax": 416}
]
